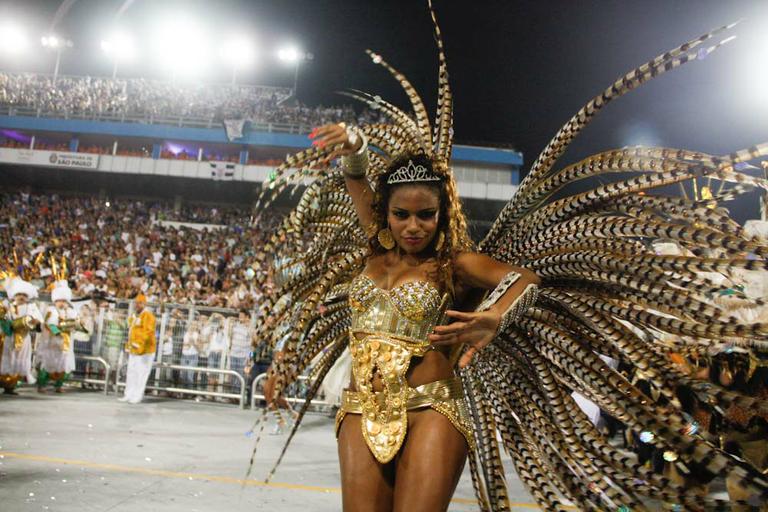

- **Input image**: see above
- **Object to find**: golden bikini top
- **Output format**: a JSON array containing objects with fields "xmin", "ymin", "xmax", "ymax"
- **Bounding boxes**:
[{"xmin": 348, "ymin": 274, "xmax": 448, "ymax": 346}]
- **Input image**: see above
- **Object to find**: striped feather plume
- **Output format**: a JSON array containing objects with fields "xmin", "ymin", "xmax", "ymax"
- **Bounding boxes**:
[
  {"xmin": 249, "ymin": 4, "xmax": 768, "ymax": 510},
  {"xmin": 474, "ymin": 19, "xmax": 768, "ymax": 511}
]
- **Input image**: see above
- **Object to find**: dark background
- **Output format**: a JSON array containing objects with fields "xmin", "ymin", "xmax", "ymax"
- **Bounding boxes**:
[{"xmin": 2, "ymin": 0, "xmax": 767, "ymax": 218}]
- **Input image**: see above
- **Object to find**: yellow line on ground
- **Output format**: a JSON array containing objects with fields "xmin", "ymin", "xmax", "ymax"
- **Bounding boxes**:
[{"xmin": 0, "ymin": 451, "xmax": 556, "ymax": 509}]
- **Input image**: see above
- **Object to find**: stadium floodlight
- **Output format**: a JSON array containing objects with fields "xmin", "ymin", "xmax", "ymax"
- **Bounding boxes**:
[
  {"xmin": 42, "ymin": 35, "xmax": 58, "ymax": 48},
  {"xmin": 41, "ymin": 34, "xmax": 73, "ymax": 82},
  {"xmin": 153, "ymin": 19, "xmax": 210, "ymax": 81},
  {"xmin": 277, "ymin": 45, "xmax": 313, "ymax": 97},
  {"xmin": 220, "ymin": 35, "xmax": 256, "ymax": 84},
  {"xmin": 41, "ymin": 35, "xmax": 72, "ymax": 49},
  {"xmin": 277, "ymin": 46, "xmax": 300, "ymax": 63},
  {"xmin": 101, "ymin": 32, "xmax": 134, "ymax": 78},
  {"xmin": 0, "ymin": 23, "xmax": 28, "ymax": 54}
]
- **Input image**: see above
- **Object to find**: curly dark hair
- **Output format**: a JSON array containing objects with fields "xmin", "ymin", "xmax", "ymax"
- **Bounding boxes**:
[{"xmin": 367, "ymin": 152, "xmax": 472, "ymax": 293}]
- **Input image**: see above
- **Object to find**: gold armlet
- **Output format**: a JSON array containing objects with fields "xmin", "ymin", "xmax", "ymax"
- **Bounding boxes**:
[
  {"xmin": 494, "ymin": 284, "xmax": 538, "ymax": 337},
  {"xmin": 476, "ymin": 271, "xmax": 538, "ymax": 337},
  {"xmin": 340, "ymin": 130, "xmax": 369, "ymax": 180}
]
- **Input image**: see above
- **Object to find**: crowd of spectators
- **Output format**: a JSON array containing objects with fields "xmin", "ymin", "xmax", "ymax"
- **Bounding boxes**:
[
  {"xmin": 0, "ymin": 192, "xmax": 289, "ymax": 309},
  {"xmin": 0, "ymin": 72, "xmax": 387, "ymax": 128}
]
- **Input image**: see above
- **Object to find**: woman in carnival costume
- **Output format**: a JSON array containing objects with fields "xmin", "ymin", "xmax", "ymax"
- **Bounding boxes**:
[
  {"xmin": 37, "ymin": 272, "xmax": 89, "ymax": 393},
  {"xmin": 1, "ymin": 275, "xmax": 43, "ymax": 394},
  {"xmin": 249, "ymin": 3, "xmax": 768, "ymax": 510}
]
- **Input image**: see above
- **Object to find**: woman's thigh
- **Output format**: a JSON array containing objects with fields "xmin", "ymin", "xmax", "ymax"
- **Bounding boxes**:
[
  {"xmin": 393, "ymin": 408, "xmax": 468, "ymax": 512},
  {"xmin": 338, "ymin": 414, "xmax": 395, "ymax": 512}
]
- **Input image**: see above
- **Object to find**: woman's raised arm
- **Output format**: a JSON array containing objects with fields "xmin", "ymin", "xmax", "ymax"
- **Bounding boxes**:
[{"xmin": 309, "ymin": 123, "xmax": 375, "ymax": 232}]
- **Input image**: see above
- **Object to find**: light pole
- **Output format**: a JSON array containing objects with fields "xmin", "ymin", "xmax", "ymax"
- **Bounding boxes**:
[
  {"xmin": 762, "ymin": 162, "xmax": 768, "ymax": 221},
  {"xmin": 41, "ymin": 35, "xmax": 73, "ymax": 83},
  {"xmin": 277, "ymin": 46, "xmax": 313, "ymax": 98},
  {"xmin": 220, "ymin": 36, "xmax": 256, "ymax": 85},
  {"xmin": 101, "ymin": 32, "xmax": 134, "ymax": 79}
]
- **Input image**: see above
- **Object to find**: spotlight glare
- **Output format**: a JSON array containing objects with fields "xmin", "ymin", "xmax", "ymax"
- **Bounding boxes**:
[
  {"xmin": 220, "ymin": 35, "xmax": 256, "ymax": 69},
  {"xmin": 742, "ymin": 30, "xmax": 768, "ymax": 111},
  {"xmin": 153, "ymin": 19, "xmax": 210, "ymax": 76},
  {"xmin": 0, "ymin": 23, "xmax": 28, "ymax": 54},
  {"xmin": 101, "ymin": 31, "xmax": 134, "ymax": 60},
  {"xmin": 618, "ymin": 121, "xmax": 661, "ymax": 148}
]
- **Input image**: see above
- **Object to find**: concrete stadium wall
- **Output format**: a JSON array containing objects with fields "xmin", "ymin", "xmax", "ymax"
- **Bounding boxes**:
[{"xmin": 0, "ymin": 147, "xmax": 519, "ymax": 202}]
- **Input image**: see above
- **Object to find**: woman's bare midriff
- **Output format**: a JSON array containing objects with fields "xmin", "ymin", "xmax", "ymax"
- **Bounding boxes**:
[{"xmin": 347, "ymin": 342, "xmax": 455, "ymax": 392}]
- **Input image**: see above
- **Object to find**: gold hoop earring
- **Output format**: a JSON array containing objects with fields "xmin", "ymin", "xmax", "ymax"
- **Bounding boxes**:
[
  {"xmin": 435, "ymin": 231, "xmax": 445, "ymax": 251},
  {"xmin": 377, "ymin": 228, "xmax": 395, "ymax": 250}
]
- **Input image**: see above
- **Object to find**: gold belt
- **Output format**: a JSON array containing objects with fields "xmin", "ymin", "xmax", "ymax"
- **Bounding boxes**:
[{"xmin": 336, "ymin": 377, "xmax": 475, "ymax": 462}]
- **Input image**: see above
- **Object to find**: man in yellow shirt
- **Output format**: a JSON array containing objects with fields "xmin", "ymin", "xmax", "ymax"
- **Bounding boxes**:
[{"xmin": 119, "ymin": 294, "xmax": 157, "ymax": 404}]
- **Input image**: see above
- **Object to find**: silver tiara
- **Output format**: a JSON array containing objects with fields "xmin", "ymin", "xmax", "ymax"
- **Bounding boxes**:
[{"xmin": 386, "ymin": 159, "xmax": 441, "ymax": 185}]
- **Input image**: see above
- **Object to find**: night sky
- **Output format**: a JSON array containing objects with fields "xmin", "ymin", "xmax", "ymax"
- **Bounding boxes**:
[{"xmin": 2, "ymin": 0, "xmax": 767, "ymax": 218}]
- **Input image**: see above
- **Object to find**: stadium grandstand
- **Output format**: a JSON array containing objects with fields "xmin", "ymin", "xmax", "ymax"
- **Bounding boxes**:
[
  {"xmin": 0, "ymin": 64, "xmax": 523, "ymax": 418},
  {"xmin": 0, "ymin": 69, "xmax": 524, "ymax": 235},
  {"xmin": 3, "ymin": 2, "xmax": 768, "ymax": 512},
  {"xmin": 0, "ymin": 3, "xmax": 611, "ymax": 510}
]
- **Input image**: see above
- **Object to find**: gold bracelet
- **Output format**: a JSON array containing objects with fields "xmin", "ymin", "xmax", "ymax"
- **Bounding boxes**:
[{"xmin": 341, "ymin": 131, "xmax": 369, "ymax": 179}]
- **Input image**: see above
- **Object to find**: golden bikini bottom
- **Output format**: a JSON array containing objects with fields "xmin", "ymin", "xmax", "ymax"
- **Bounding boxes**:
[{"xmin": 335, "ymin": 377, "xmax": 475, "ymax": 462}]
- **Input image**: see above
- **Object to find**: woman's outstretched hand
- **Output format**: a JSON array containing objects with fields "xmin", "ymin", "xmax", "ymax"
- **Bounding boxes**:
[
  {"xmin": 428, "ymin": 309, "xmax": 500, "ymax": 368},
  {"xmin": 308, "ymin": 123, "xmax": 362, "ymax": 166}
]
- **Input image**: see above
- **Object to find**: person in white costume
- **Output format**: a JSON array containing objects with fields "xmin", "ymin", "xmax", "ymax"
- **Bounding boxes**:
[
  {"xmin": 37, "ymin": 280, "xmax": 87, "ymax": 393},
  {"xmin": 320, "ymin": 346, "xmax": 351, "ymax": 409},
  {"xmin": 119, "ymin": 294, "xmax": 157, "ymax": 404},
  {"xmin": 205, "ymin": 313, "xmax": 228, "ymax": 391},
  {"xmin": 1, "ymin": 277, "xmax": 43, "ymax": 394}
]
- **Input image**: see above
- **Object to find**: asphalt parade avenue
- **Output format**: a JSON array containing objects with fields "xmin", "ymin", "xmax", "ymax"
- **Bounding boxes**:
[{"xmin": 0, "ymin": 388, "xmax": 541, "ymax": 511}]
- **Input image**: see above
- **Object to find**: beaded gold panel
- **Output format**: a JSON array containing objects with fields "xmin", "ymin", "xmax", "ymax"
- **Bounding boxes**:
[{"xmin": 347, "ymin": 274, "xmax": 451, "ymax": 462}]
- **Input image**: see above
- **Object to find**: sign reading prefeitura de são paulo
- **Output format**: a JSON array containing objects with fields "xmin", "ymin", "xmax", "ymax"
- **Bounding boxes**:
[{"xmin": 0, "ymin": 148, "xmax": 100, "ymax": 170}]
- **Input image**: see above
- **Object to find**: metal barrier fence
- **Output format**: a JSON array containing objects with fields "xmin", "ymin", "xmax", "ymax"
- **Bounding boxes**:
[
  {"xmin": 7, "ymin": 297, "xmax": 336, "ymax": 410},
  {"xmin": 250, "ymin": 373, "xmax": 329, "ymax": 411},
  {"xmin": 115, "ymin": 362, "xmax": 247, "ymax": 408},
  {"xmin": 68, "ymin": 355, "xmax": 111, "ymax": 395},
  {"xmin": 19, "ymin": 299, "xmax": 266, "ymax": 402}
]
